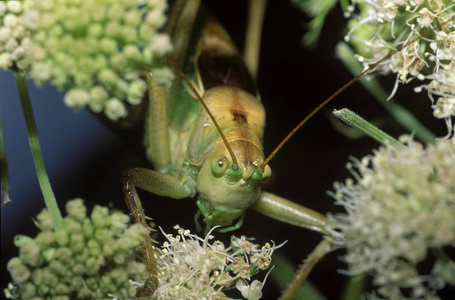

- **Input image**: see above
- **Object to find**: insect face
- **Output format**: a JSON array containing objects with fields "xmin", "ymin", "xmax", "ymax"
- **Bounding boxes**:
[{"xmin": 196, "ymin": 145, "xmax": 271, "ymax": 228}]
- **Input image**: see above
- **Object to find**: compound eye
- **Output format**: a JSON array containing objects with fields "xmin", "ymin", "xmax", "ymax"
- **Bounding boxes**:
[{"xmin": 211, "ymin": 156, "xmax": 228, "ymax": 177}]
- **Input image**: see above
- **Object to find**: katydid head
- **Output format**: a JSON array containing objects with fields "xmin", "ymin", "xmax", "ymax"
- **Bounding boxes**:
[
  {"xmin": 196, "ymin": 144, "xmax": 271, "ymax": 229},
  {"xmin": 166, "ymin": 55, "xmax": 274, "ymax": 229}
]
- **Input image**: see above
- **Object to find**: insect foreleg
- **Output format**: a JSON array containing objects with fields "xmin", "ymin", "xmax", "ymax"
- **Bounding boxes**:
[
  {"xmin": 194, "ymin": 209, "xmax": 203, "ymax": 232},
  {"xmin": 218, "ymin": 215, "xmax": 245, "ymax": 233},
  {"xmin": 122, "ymin": 168, "xmax": 195, "ymax": 295},
  {"xmin": 145, "ymin": 76, "xmax": 171, "ymax": 172},
  {"xmin": 122, "ymin": 168, "xmax": 194, "ymax": 200},
  {"xmin": 251, "ymin": 191, "xmax": 333, "ymax": 237},
  {"xmin": 124, "ymin": 75, "xmax": 196, "ymax": 295},
  {"xmin": 195, "ymin": 196, "xmax": 245, "ymax": 233}
]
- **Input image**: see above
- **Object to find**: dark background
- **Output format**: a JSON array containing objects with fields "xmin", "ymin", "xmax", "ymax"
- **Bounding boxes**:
[{"xmin": 1, "ymin": 1, "xmax": 447, "ymax": 299}]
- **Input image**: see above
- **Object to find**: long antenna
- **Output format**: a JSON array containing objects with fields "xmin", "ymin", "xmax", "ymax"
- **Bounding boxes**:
[
  {"xmin": 165, "ymin": 55, "xmax": 238, "ymax": 165},
  {"xmin": 260, "ymin": 17, "xmax": 453, "ymax": 170}
]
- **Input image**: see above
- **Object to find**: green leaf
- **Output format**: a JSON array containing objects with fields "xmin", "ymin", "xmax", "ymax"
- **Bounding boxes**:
[
  {"xmin": 333, "ymin": 108, "xmax": 401, "ymax": 146},
  {"xmin": 292, "ymin": 0, "xmax": 339, "ymax": 47}
]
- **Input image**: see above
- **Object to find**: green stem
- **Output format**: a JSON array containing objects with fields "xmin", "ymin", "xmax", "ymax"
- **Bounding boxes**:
[
  {"xmin": 336, "ymin": 42, "xmax": 435, "ymax": 144},
  {"xmin": 334, "ymin": 108, "xmax": 401, "ymax": 146},
  {"xmin": 279, "ymin": 240, "xmax": 332, "ymax": 300},
  {"xmin": 0, "ymin": 109, "xmax": 11, "ymax": 206},
  {"xmin": 14, "ymin": 72, "xmax": 62, "ymax": 228},
  {"xmin": 432, "ymin": 247, "xmax": 450, "ymax": 262},
  {"xmin": 271, "ymin": 253, "xmax": 326, "ymax": 300},
  {"xmin": 341, "ymin": 273, "xmax": 368, "ymax": 300}
]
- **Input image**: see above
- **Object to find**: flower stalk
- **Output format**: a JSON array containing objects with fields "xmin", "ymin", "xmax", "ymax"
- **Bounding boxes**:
[
  {"xmin": 279, "ymin": 239, "xmax": 332, "ymax": 300},
  {"xmin": 0, "ymin": 110, "xmax": 11, "ymax": 206},
  {"xmin": 271, "ymin": 253, "xmax": 326, "ymax": 300},
  {"xmin": 14, "ymin": 72, "xmax": 62, "ymax": 228}
]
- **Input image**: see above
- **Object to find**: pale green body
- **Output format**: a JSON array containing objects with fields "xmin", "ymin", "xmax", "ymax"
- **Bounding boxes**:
[{"xmin": 121, "ymin": 1, "xmax": 333, "ymax": 292}]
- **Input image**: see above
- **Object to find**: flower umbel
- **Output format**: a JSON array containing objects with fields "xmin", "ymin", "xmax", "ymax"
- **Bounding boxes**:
[
  {"xmin": 330, "ymin": 136, "xmax": 455, "ymax": 299},
  {"xmin": 153, "ymin": 225, "xmax": 276, "ymax": 300},
  {"xmin": 4, "ymin": 199, "xmax": 148, "ymax": 299},
  {"xmin": 344, "ymin": 0, "xmax": 455, "ymax": 130},
  {"xmin": 0, "ymin": 1, "xmax": 32, "ymax": 71},
  {"xmin": 0, "ymin": 0, "xmax": 173, "ymax": 121}
]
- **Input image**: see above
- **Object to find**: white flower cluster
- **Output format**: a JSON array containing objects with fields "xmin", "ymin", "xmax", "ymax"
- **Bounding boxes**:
[
  {"xmin": 330, "ymin": 136, "xmax": 455, "ymax": 299},
  {"xmin": 416, "ymin": 56, "xmax": 455, "ymax": 133},
  {"xmin": 0, "ymin": 0, "xmax": 173, "ymax": 121},
  {"xmin": 4, "ymin": 199, "xmax": 148, "ymax": 299},
  {"xmin": 344, "ymin": 0, "xmax": 455, "ymax": 130},
  {"xmin": 0, "ymin": 1, "xmax": 32, "ymax": 71},
  {"xmin": 153, "ymin": 225, "xmax": 276, "ymax": 300}
]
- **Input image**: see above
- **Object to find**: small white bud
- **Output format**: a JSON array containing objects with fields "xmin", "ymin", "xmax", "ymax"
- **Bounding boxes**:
[
  {"xmin": 0, "ymin": 53, "xmax": 12, "ymax": 69},
  {"xmin": 4, "ymin": 14, "xmax": 19, "ymax": 28},
  {"xmin": 0, "ymin": 27, "xmax": 11, "ymax": 42},
  {"xmin": 7, "ymin": 1, "xmax": 22, "ymax": 14},
  {"xmin": 5, "ymin": 38, "xmax": 18, "ymax": 52},
  {"xmin": 0, "ymin": 2, "xmax": 6, "ymax": 14},
  {"xmin": 11, "ymin": 46, "xmax": 26, "ymax": 60},
  {"xmin": 64, "ymin": 89, "xmax": 90, "ymax": 108},
  {"xmin": 149, "ymin": 33, "xmax": 173, "ymax": 56},
  {"xmin": 105, "ymin": 98, "xmax": 127, "ymax": 121}
]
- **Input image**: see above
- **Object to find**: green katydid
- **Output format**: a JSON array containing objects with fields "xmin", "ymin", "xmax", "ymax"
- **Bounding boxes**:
[
  {"xmin": 122, "ymin": 0, "xmax": 431, "ymax": 296},
  {"xmin": 122, "ymin": 0, "xmax": 335, "ymax": 295}
]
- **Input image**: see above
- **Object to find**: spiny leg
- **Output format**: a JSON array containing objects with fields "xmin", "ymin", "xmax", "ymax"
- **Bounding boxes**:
[
  {"xmin": 122, "ymin": 168, "xmax": 195, "ymax": 296},
  {"xmin": 129, "ymin": 77, "xmax": 189, "ymax": 295},
  {"xmin": 127, "ymin": 70, "xmax": 194, "ymax": 295},
  {"xmin": 123, "ymin": 177, "xmax": 158, "ymax": 297},
  {"xmin": 134, "ymin": 39, "xmax": 178, "ymax": 299},
  {"xmin": 130, "ymin": 60, "xmax": 172, "ymax": 297},
  {"xmin": 131, "ymin": 1, "xmax": 201, "ymax": 289}
]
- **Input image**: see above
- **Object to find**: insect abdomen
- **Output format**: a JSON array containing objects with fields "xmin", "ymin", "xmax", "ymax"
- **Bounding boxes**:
[{"xmin": 196, "ymin": 18, "xmax": 258, "ymax": 97}]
